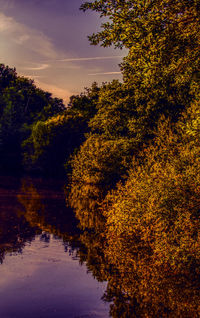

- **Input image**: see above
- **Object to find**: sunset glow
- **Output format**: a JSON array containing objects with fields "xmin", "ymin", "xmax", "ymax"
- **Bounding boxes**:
[{"xmin": 0, "ymin": 0, "xmax": 125, "ymax": 103}]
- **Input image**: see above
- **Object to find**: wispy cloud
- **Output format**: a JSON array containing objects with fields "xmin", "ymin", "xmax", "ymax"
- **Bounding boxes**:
[
  {"xmin": 22, "ymin": 75, "xmax": 44, "ymax": 79},
  {"xmin": 0, "ymin": 12, "xmax": 58, "ymax": 59},
  {"xmin": 59, "ymin": 56, "xmax": 124, "ymax": 62},
  {"xmin": 15, "ymin": 34, "xmax": 30, "ymax": 44},
  {"xmin": 0, "ymin": 11, "xmax": 124, "ymax": 103},
  {"xmin": 88, "ymin": 71, "xmax": 122, "ymax": 76},
  {"xmin": 22, "ymin": 64, "xmax": 50, "ymax": 71}
]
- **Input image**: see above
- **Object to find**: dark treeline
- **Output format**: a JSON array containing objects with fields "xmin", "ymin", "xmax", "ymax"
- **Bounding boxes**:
[
  {"xmin": 0, "ymin": 0, "xmax": 200, "ymax": 316},
  {"xmin": 0, "ymin": 64, "xmax": 100, "ymax": 175},
  {"xmin": 0, "ymin": 65, "xmax": 66, "ymax": 173}
]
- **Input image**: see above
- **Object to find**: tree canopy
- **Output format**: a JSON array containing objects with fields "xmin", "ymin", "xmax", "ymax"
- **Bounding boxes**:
[
  {"xmin": 81, "ymin": 0, "xmax": 200, "ymax": 126},
  {"xmin": 0, "ymin": 64, "xmax": 65, "ymax": 172}
]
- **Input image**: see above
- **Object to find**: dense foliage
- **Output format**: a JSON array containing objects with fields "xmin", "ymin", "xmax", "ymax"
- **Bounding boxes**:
[
  {"xmin": 0, "ymin": 64, "xmax": 65, "ymax": 172},
  {"xmin": 81, "ymin": 0, "xmax": 200, "ymax": 136},
  {"xmin": 22, "ymin": 82, "xmax": 100, "ymax": 175},
  {"xmin": 0, "ymin": 0, "xmax": 199, "ymax": 315},
  {"xmin": 0, "ymin": 65, "xmax": 99, "ymax": 175},
  {"xmin": 68, "ymin": 0, "xmax": 200, "ymax": 298}
]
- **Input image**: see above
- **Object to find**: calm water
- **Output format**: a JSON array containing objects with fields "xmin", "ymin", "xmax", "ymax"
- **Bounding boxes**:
[
  {"xmin": 0, "ymin": 176, "xmax": 109, "ymax": 318},
  {"xmin": 0, "ymin": 176, "xmax": 199, "ymax": 318}
]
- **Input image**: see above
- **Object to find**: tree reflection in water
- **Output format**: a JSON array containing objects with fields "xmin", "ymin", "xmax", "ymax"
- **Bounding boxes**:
[
  {"xmin": 0, "ymin": 177, "xmax": 80, "ymax": 264},
  {"xmin": 17, "ymin": 177, "xmax": 81, "ymax": 253},
  {"xmin": 0, "ymin": 177, "xmax": 199, "ymax": 317},
  {"xmin": 69, "ymin": 181, "xmax": 200, "ymax": 318},
  {"xmin": 0, "ymin": 176, "xmax": 39, "ymax": 264},
  {"xmin": 68, "ymin": 181, "xmax": 106, "ymax": 230}
]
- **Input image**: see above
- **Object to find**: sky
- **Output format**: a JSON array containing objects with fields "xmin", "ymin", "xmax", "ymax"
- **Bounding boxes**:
[{"xmin": 0, "ymin": 0, "xmax": 126, "ymax": 104}]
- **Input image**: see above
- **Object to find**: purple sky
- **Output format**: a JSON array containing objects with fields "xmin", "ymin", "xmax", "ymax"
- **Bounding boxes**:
[{"xmin": 0, "ymin": 0, "xmax": 126, "ymax": 103}]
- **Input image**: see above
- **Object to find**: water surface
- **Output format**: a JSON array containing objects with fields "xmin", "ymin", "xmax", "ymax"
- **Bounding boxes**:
[
  {"xmin": 0, "ymin": 176, "xmax": 109, "ymax": 318},
  {"xmin": 1, "ymin": 176, "xmax": 199, "ymax": 318}
]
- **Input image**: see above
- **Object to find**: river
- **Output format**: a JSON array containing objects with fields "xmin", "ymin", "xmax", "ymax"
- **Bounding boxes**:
[
  {"xmin": 0, "ymin": 176, "xmax": 199, "ymax": 318},
  {"xmin": 0, "ymin": 176, "xmax": 109, "ymax": 318}
]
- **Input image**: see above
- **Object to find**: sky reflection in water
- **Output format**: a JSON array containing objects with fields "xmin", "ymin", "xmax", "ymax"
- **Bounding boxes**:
[
  {"xmin": 0, "ymin": 177, "xmax": 109, "ymax": 318},
  {"xmin": 0, "ymin": 176, "xmax": 199, "ymax": 318}
]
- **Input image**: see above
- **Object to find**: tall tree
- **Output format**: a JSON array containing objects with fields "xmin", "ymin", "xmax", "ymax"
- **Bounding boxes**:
[
  {"xmin": 0, "ymin": 64, "xmax": 65, "ymax": 172},
  {"xmin": 81, "ymin": 0, "xmax": 200, "ymax": 131}
]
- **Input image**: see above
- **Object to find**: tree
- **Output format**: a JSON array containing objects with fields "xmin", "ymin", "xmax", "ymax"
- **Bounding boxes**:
[
  {"xmin": 81, "ymin": 0, "xmax": 200, "ymax": 127},
  {"xmin": 23, "ymin": 112, "xmax": 88, "ymax": 175},
  {"xmin": 88, "ymin": 80, "xmax": 137, "ymax": 138},
  {"xmin": 0, "ymin": 64, "xmax": 65, "ymax": 172},
  {"xmin": 23, "ymin": 83, "xmax": 101, "ymax": 175}
]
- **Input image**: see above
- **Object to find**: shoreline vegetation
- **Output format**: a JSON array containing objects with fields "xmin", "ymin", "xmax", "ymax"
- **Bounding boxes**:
[{"xmin": 0, "ymin": 0, "xmax": 199, "ymax": 316}]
